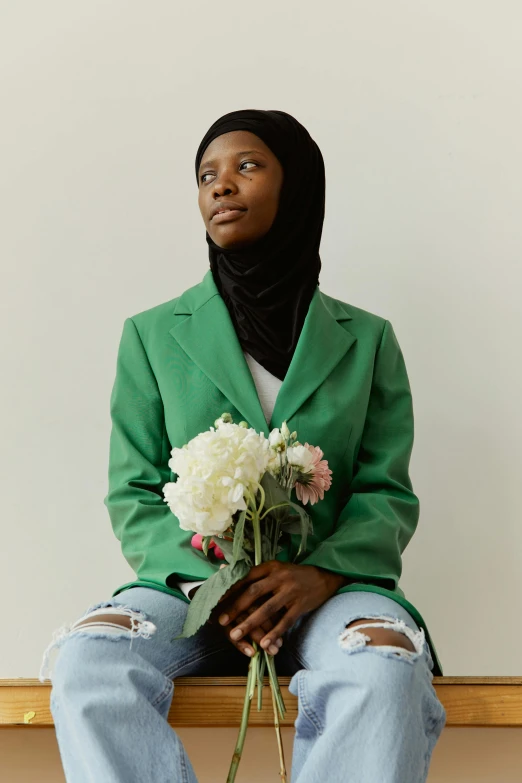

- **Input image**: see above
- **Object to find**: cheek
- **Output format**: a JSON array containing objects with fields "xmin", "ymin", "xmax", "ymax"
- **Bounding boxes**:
[{"xmin": 252, "ymin": 190, "xmax": 280, "ymax": 231}]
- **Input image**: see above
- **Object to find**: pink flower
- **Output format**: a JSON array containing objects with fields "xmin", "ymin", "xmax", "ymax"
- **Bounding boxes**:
[
  {"xmin": 294, "ymin": 443, "xmax": 332, "ymax": 506},
  {"xmin": 191, "ymin": 533, "xmax": 216, "ymax": 551},
  {"xmin": 191, "ymin": 533, "xmax": 225, "ymax": 559}
]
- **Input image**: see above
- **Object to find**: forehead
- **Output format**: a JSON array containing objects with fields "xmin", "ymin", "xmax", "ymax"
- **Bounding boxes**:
[{"xmin": 199, "ymin": 130, "xmax": 273, "ymax": 170}]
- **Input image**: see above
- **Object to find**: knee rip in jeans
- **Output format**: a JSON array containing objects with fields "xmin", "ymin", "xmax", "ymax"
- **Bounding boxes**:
[
  {"xmin": 38, "ymin": 600, "xmax": 157, "ymax": 683},
  {"xmin": 338, "ymin": 614, "xmax": 426, "ymax": 664}
]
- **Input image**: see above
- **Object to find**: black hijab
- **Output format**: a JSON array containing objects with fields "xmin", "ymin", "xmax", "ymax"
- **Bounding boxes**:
[{"xmin": 195, "ymin": 109, "xmax": 325, "ymax": 381}]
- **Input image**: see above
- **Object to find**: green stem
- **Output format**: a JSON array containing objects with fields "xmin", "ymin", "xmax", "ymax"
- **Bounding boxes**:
[
  {"xmin": 252, "ymin": 511, "xmax": 262, "ymax": 567},
  {"xmin": 254, "ymin": 481, "xmax": 266, "ymax": 517},
  {"xmin": 272, "ymin": 520, "xmax": 281, "ymax": 560},
  {"xmin": 226, "ymin": 648, "xmax": 258, "ymax": 783},
  {"xmin": 227, "ymin": 488, "xmax": 286, "ymax": 780},
  {"xmin": 257, "ymin": 654, "xmax": 267, "ymax": 711},
  {"xmin": 259, "ymin": 501, "xmax": 290, "ymax": 521},
  {"xmin": 270, "ymin": 673, "xmax": 288, "ymax": 782},
  {"xmin": 265, "ymin": 650, "xmax": 286, "ymax": 720}
]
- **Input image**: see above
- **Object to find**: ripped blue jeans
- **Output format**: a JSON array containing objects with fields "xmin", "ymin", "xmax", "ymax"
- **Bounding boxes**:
[{"xmin": 39, "ymin": 588, "xmax": 446, "ymax": 783}]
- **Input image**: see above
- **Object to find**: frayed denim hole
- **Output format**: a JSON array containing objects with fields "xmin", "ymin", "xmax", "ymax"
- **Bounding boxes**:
[
  {"xmin": 366, "ymin": 644, "xmax": 420, "ymax": 665},
  {"xmin": 39, "ymin": 606, "xmax": 154, "ymax": 683},
  {"xmin": 339, "ymin": 616, "xmax": 426, "ymax": 664},
  {"xmin": 82, "ymin": 599, "xmax": 120, "ymax": 616},
  {"xmin": 66, "ymin": 628, "xmax": 135, "ymax": 643},
  {"xmin": 71, "ymin": 606, "xmax": 156, "ymax": 650},
  {"xmin": 78, "ymin": 600, "xmax": 149, "ymax": 622},
  {"xmin": 340, "ymin": 612, "xmax": 421, "ymax": 632}
]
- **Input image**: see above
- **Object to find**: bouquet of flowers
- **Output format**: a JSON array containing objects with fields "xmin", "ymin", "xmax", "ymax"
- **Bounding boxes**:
[{"xmin": 162, "ymin": 412, "xmax": 332, "ymax": 782}]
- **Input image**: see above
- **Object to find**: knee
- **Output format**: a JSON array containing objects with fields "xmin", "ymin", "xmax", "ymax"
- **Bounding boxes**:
[
  {"xmin": 40, "ymin": 605, "xmax": 157, "ymax": 685},
  {"xmin": 345, "ymin": 617, "xmax": 416, "ymax": 652},
  {"xmin": 340, "ymin": 615, "xmax": 426, "ymax": 662},
  {"xmin": 74, "ymin": 612, "xmax": 133, "ymax": 630}
]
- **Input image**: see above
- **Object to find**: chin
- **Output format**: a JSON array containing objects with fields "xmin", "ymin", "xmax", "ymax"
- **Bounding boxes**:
[{"xmin": 209, "ymin": 231, "xmax": 254, "ymax": 250}]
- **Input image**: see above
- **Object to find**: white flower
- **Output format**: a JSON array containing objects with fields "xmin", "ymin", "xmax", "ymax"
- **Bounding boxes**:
[
  {"xmin": 269, "ymin": 428, "xmax": 285, "ymax": 450},
  {"xmin": 281, "ymin": 421, "xmax": 291, "ymax": 440},
  {"xmin": 267, "ymin": 450, "xmax": 282, "ymax": 475},
  {"xmin": 287, "ymin": 445, "xmax": 315, "ymax": 473},
  {"xmin": 163, "ymin": 422, "xmax": 270, "ymax": 536}
]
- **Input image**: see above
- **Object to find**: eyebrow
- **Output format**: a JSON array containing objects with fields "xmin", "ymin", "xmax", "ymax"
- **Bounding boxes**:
[{"xmin": 198, "ymin": 149, "xmax": 266, "ymax": 172}]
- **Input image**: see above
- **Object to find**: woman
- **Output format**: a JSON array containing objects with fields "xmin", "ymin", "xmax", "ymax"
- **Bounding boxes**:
[{"xmin": 40, "ymin": 109, "xmax": 446, "ymax": 783}]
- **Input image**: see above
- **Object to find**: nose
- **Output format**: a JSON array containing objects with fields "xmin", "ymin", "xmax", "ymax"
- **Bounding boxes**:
[{"xmin": 212, "ymin": 168, "xmax": 239, "ymax": 197}]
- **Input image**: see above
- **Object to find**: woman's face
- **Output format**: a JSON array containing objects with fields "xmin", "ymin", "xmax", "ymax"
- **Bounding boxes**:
[{"xmin": 197, "ymin": 130, "xmax": 284, "ymax": 249}]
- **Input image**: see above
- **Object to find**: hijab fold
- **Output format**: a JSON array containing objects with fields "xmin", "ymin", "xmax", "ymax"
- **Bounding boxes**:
[{"xmin": 195, "ymin": 109, "xmax": 325, "ymax": 381}]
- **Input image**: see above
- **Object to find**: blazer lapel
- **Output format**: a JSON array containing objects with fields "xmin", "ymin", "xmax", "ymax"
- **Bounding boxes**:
[
  {"xmin": 169, "ymin": 270, "xmax": 270, "ymax": 435},
  {"xmin": 169, "ymin": 270, "xmax": 357, "ymax": 435},
  {"xmin": 270, "ymin": 286, "xmax": 356, "ymax": 427}
]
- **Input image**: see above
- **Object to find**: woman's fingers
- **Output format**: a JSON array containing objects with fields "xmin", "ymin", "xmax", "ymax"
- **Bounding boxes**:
[
  {"xmin": 227, "ymin": 611, "xmax": 256, "ymax": 657},
  {"xmin": 218, "ymin": 577, "xmax": 277, "ymax": 626},
  {"xmin": 223, "ymin": 606, "xmax": 284, "ymax": 657},
  {"xmin": 226, "ymin": 593, "xmax": 288, "ymax": 646}
]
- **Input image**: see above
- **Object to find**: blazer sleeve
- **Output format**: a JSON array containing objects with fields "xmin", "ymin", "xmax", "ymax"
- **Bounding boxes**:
[
  {"xmin": 299, "ymin": 319, "xmax": 419, "ymax": 591},
  {"xmin": 103, "ymin": 317, "xmax": 217, "ymax": 585}
]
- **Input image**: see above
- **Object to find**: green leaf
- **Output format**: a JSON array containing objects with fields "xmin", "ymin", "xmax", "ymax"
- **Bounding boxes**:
[
  {"xmin": 261, "ymin": 533, "xmax": 273, "ymax": 561},
  {"xmin": 232, "ymin": 510, "xmax": 247, "ymax": 565},
  {"xmin": 286, "ymin": 500, "xmax": 313, "ymax": 559},
  {"xmin": 260, "ymin": 471, "xmax": 291, "ymax": 521},
  {"xmin": 173, "ymin": 559, "xmax": 251, "ymax": 640},
  {"xmin": 212, "ymin": 534, "xmax": 252, "ymax": 567},
  {"xmin": 202, "ymin": 535, "xmax": 213, "ymax": 556},
  {"xmin": 279, "ymin": 515, "xmax": 303, "ymax": 534}
]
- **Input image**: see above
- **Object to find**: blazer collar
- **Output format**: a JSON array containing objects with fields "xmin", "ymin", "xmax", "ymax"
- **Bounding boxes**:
[{"xmin": 169, "ymin": 269, "xmax": 356, "ymax": 437}]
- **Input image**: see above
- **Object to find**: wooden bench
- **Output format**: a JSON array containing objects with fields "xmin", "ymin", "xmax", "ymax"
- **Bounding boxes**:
[{"xmin": 1, "ymin": 677, "xmax": 522, "ymax": 728}]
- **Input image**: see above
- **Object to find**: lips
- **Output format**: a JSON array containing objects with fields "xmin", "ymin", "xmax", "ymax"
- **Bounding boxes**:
[
  {"xmin": 211, "ymin": 209, "xmax": 246, "ymax": 224},
  {"xmin": 210, "ymin": 202, "xmax": 247, "ymax": 220}
]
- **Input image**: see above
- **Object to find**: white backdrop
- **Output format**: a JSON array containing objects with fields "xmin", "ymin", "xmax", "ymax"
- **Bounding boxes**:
[{"xmin": 2, "ymin": 0, "xmax": 520, "ymax": 677}]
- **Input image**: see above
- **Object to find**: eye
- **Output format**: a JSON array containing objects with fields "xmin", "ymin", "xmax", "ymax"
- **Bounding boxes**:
[{"xmin": 200, "ymin": 160, "xmax": 258, "ymax": 184}]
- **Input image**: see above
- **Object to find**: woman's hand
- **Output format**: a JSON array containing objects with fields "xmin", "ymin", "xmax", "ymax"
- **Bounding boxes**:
[
  {"xmin": 208, "ymin": 598, "xmax": 285, "ymax": 658},
  {"xmin": 214, "ymin": 561, "xmax": 349, "ymax": 655}
]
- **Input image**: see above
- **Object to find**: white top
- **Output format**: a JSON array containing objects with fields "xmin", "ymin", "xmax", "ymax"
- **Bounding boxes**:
[{"xmin": 177, "ymin": 351, "xmax": 284, "ymax": 599}]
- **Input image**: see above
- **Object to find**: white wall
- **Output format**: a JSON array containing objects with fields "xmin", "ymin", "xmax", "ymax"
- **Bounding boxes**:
[{"xmin": 2, "ymin": 1, "xmax": 520, "ymax": 683}]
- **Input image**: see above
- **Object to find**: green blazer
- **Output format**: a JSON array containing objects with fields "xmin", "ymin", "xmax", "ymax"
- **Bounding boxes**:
[{"xmin": 104, "ymin": 269, "xmax": 443, "ymax": 675}]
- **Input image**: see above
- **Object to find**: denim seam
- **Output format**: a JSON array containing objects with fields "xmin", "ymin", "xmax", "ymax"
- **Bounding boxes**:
[
  {"xmin": 423, "ymin": 710, "xmax": 446, "ymax": 779},
  {"xmin": 297, "ymin": 670, "xmax": 324, "ymax": 735},
  {"xmin": 151, "ymin": 678, "xmax": 174, "ymax": 708},
  {"xmin": 179, "ymin": 744, "xmax": 190, "ymax": 783}
]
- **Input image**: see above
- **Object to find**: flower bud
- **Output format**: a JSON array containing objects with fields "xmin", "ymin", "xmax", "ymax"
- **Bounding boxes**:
[
  {"xmin": 191, "ymin": 533, "xmax": 204, "ymax": 550},
  {"xmin": 281, "ymin": 421, "xmax": 291, "ymax": 440},
  {"xmin": 214, "ymin": 412, "xmax": 233, "ymax": 428},
  {"xmin": 269, "ymin": 428, "xmax": 285, "ymax": 450},
  {"xmin": 238, "ymin": 420, "xmax": 249, "ymax": 428}
]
